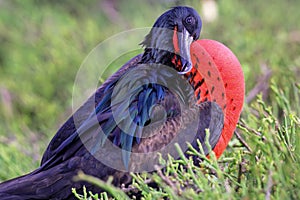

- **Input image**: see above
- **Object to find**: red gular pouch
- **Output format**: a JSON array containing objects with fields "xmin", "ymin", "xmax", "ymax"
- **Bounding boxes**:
[{"xmin": 187, "ymin": 39, "xmax": 245, "ymax": 158}]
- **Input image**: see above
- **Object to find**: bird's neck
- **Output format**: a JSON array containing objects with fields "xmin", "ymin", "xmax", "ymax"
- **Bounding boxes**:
[
  {"xmin": 140, "ymin": 48, "xmax": 183, "ymax": 72},
  {"xmin": 140, "ymin": 29, "xmax": 185, "ymax": 72}
]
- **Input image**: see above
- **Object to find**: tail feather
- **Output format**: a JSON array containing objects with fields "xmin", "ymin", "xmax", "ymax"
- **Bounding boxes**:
[
  {"xmin": 0, "ymin": 154, "xmax": 129, "ymax": 200},
  {"xmin": 0, "ymin": 172, "xmax": 68, "ymax": 199},
  {"xmin": 0, "ymin": 159, "xmax": 88, "ymax": 200}
]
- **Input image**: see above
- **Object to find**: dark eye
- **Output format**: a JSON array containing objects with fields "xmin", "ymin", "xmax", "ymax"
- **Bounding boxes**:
[{"xmin": 185, "ymin": 16, "xmax": 195, "ymax": 25}]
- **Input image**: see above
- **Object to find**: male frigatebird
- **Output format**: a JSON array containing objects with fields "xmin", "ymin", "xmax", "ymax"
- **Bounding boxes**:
[{"xmin": 0, "ymin": 6, "xmax": 244, "ymax": 200}]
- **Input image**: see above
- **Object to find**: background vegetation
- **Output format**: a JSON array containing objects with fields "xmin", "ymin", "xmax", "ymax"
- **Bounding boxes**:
[{"xmin": 0, "ymin": 0, "xmax": 299, "ymax": 199}]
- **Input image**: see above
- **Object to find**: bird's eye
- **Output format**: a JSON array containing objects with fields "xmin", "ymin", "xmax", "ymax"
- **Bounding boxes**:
[{"xmin": 185, "ymin": 16, "xmax": 195, "ymax": 25}]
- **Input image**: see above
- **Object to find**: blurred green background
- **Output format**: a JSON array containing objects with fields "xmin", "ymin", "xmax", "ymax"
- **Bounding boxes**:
[{"xmin": 0, "ymin": 0, "xmax": 299, "ymax": 187}]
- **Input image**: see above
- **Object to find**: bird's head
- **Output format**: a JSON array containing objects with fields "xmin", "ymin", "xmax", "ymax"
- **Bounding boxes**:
[{"xmin": 141, "ymin": 6, "xmax": 202, "ymax": 74}]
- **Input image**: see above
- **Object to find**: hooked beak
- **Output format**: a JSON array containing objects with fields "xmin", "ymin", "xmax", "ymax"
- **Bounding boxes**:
[{"xmin": 173, "ymin": 26, "xmax": 194, "ymax": 74}]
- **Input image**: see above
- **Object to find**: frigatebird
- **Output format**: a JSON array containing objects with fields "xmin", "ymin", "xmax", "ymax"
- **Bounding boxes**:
[{"xmin": 0, "ymin": 6, "xmax": 245, "ymax": 200}]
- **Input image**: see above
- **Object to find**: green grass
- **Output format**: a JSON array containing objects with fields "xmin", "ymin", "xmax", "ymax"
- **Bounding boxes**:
[{"xmin": 0, "ymin": 0, "xmax": 299, "ymax": 199}]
